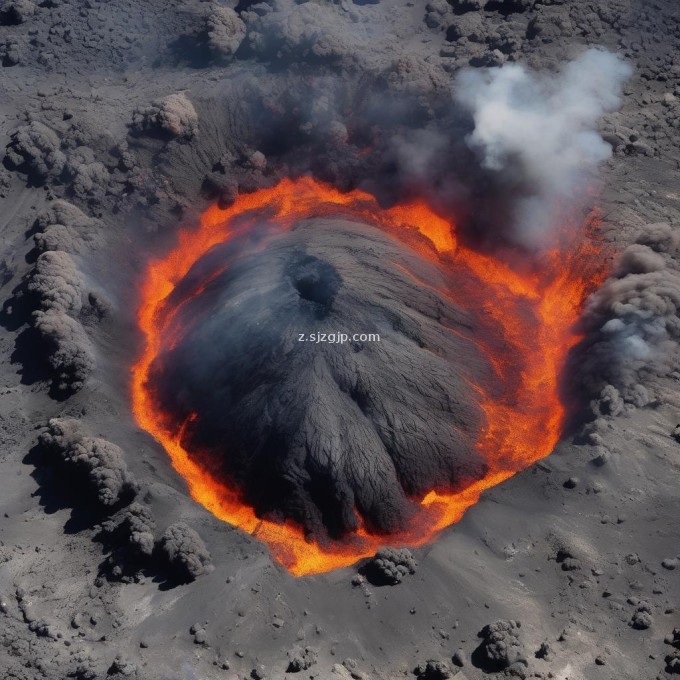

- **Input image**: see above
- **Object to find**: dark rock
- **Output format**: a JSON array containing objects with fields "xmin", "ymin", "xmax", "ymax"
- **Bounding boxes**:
[
  {"xmin": 361, "ymin": 548, "xmax": 418, "ymax": 586},
  {"xmin": 472, "ymin": 620, "xmax": 526, "ymax": 672},
  {"xmin": 160, "ymin": 523, "xmax": 212, "ymax": 581},
  {"xmin": 630, "ymin": 602, "xmax": 653, "ymax": 630},
  {"xmin": 452, "ymin": 649, "xmax": 465, "ymax": 667},
  {"xmin": 413, "ymin": 659, "xmax": 453, "ymax": 679},
  {"xmin": 286, "ymin": 646, "xmax": 317, "ymax": 672}
]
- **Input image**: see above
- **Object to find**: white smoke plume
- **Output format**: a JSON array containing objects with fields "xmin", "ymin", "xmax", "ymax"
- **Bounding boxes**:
[{"xmin": 455, "ymin": 48, "xmax": 632, "ymax": 248}]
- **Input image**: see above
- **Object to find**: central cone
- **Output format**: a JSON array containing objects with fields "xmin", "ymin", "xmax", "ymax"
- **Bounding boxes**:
[{"xmin": 148, "ymin": 217, "xmax": 493, "ymax": 539}]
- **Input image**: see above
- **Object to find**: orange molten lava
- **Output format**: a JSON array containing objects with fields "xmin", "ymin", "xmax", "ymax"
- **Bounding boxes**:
[{"xmin": 131, "ymin": 177, "xmax": 604, "ymax": 576}]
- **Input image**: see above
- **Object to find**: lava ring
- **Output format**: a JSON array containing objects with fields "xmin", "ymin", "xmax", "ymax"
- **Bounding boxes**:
[{"xmin": 131, "ymin": 177, "xmax": 603, "ymax": 576}]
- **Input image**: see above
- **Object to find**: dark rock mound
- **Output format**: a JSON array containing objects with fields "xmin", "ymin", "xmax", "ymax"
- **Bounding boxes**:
[
  {"xmin": 361, "ymin": 547, "xmax": 418, "ymax": 586},
  {"xmin": 472, "ymin": 620, "xmax": 527, "ymax": 674},
  {"xmin": 149, "ymin": 218, "xmax": 494, "ymax": 539}
]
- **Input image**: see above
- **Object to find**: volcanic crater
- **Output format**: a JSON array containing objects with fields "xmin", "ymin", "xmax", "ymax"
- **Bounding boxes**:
[{"xmin": 132, "ymin": 177, "xmax": 603, "ymax": 575}]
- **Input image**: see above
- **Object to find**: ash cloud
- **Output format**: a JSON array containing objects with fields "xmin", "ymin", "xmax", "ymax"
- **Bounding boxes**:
[
  {"xmin": 149, "ymin": 218, "xmax": 495, "ymax": 539},
  {"xmin": 21, "ymin": 202, "xmax": 104, "ymax": 394},
  {"xmin": 194, "ymin": 48, "xmax": 631, "ymax": 253},
  {"xmin": 40, "ymin": 418, "xmax": 138, "ymax": 507},
  {"xmin": 575, "ymin": 223, "xmax": 680, "ymax": 416},
  {"xmin": 454, "ymin": 48, "xmax": 632, "ymax": 248},
  {"xmin": 160, "ymin": 522, "xmax": 213, "ymax": 582}
]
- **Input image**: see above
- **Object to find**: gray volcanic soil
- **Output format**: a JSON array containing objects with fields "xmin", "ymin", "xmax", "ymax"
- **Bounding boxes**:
[{"xmin": 0, "ymin": 1, "xmax": 679, "ymax": 680}]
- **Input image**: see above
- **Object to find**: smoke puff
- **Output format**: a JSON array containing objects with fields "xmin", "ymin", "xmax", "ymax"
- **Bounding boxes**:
[
  {"xmin": 160, "ymin": 522, "xmax": 212, "ymax": 581},
  {"xmin": 362, "ymin": 547, "xmax": 418, "ymax": 586},
  {"xmin": 233, "ymin": 49, "xmax": 630, "ymax": 252},
  {"xmin": 65, "ymin": 153, "xmax": 109, "ymax": 201},
  {"xmin": 102, "ymin": 502, "xmax": 157, "ymax": 557},
  {"xmin": 28, "ymin": 251, "xmax": 84, "ymax": 314},
  {"xmin": 615, "ymin": 244, "xmax": 666, "ymax": 276},
  {"xmin": 34, "ymin": 199, "xmax": 95, "ymax": 234},
  {"xmin": 34, "ymin": 224, "xmax": 93, "ymax": 255},
  {"xmin": 5, "ymin": 121, "xmax": 66, "ymax": 183},
  {"xmin": 33, "ymin": 309, "xmax": 95, "ymax": 392},
  {"xmin": 248, "ymin": 1, "xmax": 362, "ymax": 68},
  {"xmin": 576, "ymin": 227, "xmax": 680, "ymax": 413},
  {"xmin": 26, "ymin": 244, "xmax": 95, "ymax": 392},
  {"xmin": 205, "ymin": 5, "xmax": 246, "ymax": 61},
  {"xmin": 132, "ymin": 93, "xmax": 199, "ymax": 140},
  {"xmin": 454, "ymin": 48, "xmax": 632, "ymax": 248},
  {"xmin": 635, "ymin": 222, "xmax": 679, "ymax": 255},
  {"xmin": 149, "ymin": 218, "xmax": 494, "ymax": 539},
  {"xmin": 40, "ymin": 418, "xmax": 137, "ymax": 506}
]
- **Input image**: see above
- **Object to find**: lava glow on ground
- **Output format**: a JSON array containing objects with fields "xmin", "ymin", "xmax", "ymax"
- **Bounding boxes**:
[{"xmin": 131, "ymin": 176, "xmax": 605, "ymax": 576}]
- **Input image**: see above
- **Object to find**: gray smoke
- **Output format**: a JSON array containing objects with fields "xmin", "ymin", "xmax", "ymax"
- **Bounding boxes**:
[
  {"xmin": 576, "ymin": 224, "xmax": 680, "ymax": 417},
  {"xmin": 455, "ymin": 48, "xmax": 632, "ymax": 248}
]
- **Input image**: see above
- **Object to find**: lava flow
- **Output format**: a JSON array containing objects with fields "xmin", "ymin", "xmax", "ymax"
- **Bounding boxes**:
[{"xmin": 131, "ymin": 176, "xmax": 605, "ymax": 576}]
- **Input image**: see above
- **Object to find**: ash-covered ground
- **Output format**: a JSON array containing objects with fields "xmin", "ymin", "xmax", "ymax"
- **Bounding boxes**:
[{"xmin": 0, "ymin": 1, "xmax": 679, "ymax": 679}]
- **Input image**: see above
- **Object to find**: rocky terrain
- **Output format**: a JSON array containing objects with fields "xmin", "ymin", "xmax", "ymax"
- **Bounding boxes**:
[{"xmin": 0, "ymin": 1, "xmax": 679, "ymax": 679}]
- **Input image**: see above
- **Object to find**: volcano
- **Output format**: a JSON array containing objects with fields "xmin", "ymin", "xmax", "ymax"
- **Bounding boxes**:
[
  {"xmin": 2, "ymin": 0, "xmax": 680, "ymax": 676},
  {"xmin": 132, "ymin": 177, "xmax": 605, "ymax": 575}
]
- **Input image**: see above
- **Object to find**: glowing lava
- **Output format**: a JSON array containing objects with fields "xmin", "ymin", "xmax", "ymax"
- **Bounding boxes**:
[{"xmin": 131, "ymin": 176, "xmax": 605, "ymax": 576}]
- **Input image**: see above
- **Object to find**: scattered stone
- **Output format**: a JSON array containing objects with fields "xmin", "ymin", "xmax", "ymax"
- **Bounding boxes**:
[
  {"xmin": 666, "ymin": 651, "xmax": 680, "ymax": 674},
  {"xmin": 108, "ymin": 654, "xmax": 137, "ymax": 677},
  {"xmin": 556, "ymin": 549, "xmax": 582, "ymax": 572},
  {"xmin": 251, "ymin": 665, "xmax": 267, "ymax": 680},
  {"xmin": 342, "ymin": 658, "xmax": 367, "ymax": 679},
  {"xmin": 625, "ymin": 553, "xmax": 641, "ymax": 566},
  {"xmin": 413, "ymin": 659, "xmax": 453, "ymax": 679},
  {"xmin": 332, "ymin": 664, "xmax": 354, "ymax": 679},
  {"xmin": 591, "ymin": 448, "xmax": 610, "ymax": 467},
  {"xmin": 673, "ymin": 424, "xmax": 680, "ymax": 443},
  {"xmin": 0, "ymin": 0, "xmax": 36, "ymax": 25},
  {"xmin": 666, "ymin": 629, "xmax": 680, "ymax": 648},
  {"xmin": 286, "ymin": 646, "xmax": 317, "ymax": 672},
  {"xmin": 452, "ymin": 649, "xmax": 466, "ymax": 667},
  {"xmin": 665, "ymin": 629, "xmax": 680, "ymax": 673},
  {"xmin": 473, "ymin": 620, "xmax": 526, "ymax": 672},
  {"xmin": 535, "ymin": 641, "xmax": 552, "ymax": 661},
  {"xmin": 630, "ymin": 602, "xmax": 653, "ymax": 630}
]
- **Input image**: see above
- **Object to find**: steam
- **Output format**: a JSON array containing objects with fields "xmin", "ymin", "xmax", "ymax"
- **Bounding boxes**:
[
  {"xmin": 576, "ymin": 228, "xmax": 680, "ymax": 415},
  {"xmin": 455, "ymin": 48, "xmax": 632, "ymax": 248}
]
